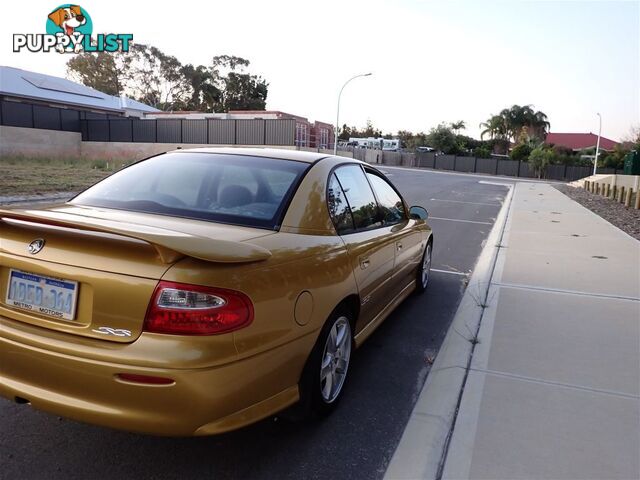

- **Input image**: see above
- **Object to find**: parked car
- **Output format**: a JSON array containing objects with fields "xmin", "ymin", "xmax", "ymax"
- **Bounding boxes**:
[{"xmin": 0, "ymin": 148, "xmax": 432, "ymax": 436}]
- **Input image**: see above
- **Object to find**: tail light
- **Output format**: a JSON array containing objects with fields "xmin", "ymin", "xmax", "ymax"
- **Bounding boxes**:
[{"xmin": 144, "ymin": 281, "xmax": 254, "ymax": 335}]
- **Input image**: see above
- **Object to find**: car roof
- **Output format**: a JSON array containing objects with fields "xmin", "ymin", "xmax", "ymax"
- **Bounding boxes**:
[{"xmin": 170, "ymin": 147, "xmax": 331, "ymax": 163}]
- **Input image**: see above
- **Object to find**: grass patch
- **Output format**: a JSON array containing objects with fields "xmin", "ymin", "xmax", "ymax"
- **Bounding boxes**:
[{"xmin": 0, "ymin": 157, "xmax": 123, "ymax": 196}]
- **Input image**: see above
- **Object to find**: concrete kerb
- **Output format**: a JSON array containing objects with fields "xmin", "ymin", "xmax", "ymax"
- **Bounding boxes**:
[
  {"xmin": 0, "ymin": 192, "xmax": 77, "ymax": 206},
  {"xmin": 384, "ymin": 182, "xmax": 515, "ymax": 480},
  {"xmin": 378, "ymin": 164, "xmax": 562, "ymax": 184}
]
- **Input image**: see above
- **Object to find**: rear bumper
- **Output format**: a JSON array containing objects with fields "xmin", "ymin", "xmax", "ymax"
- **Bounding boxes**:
[{"xmin": 0, "ymin": 317, "xmax": 313, "ymax": 436}]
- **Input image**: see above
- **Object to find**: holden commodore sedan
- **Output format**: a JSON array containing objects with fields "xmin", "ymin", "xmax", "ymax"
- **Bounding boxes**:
[{"xmin": 0, "ymin": 148, "xmax": 432, "ymax": 436}]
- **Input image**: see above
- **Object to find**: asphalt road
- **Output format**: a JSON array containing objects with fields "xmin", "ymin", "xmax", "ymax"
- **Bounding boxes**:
[{"xmin": 0, "ymin": 167, "xmax": 510, "ymax": 480}]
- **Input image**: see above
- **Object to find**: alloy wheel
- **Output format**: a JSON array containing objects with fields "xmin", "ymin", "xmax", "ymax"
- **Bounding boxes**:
[
  {"xmin": 319, "ymin": 316, "xmax": 352, "ymax": 403},
  {"xmin": 421, "ymin": 244, "xmax": 432, "ymax": 288}
]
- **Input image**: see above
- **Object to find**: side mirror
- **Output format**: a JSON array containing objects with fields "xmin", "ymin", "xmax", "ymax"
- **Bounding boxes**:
[{"xmin": 409, "ymin": 206, "xmax": 429, "ymax": 220}]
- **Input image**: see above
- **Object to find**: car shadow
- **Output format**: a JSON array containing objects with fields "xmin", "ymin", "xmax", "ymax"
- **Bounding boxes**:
[{"xmin": 0, "ymin": 273, "xmax": 466, "ymax": 480}]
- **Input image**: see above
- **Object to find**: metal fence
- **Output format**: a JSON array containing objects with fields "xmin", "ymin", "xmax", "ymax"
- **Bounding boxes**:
[
  {"xmin": 0, "ymin": 99, "xmax": 296, "ymax": 146},
  {"xmin": 80, "ymin": 118, "xmax": 296, "ymax": 146},
  {"xmin": 0, "ymin": 98, "xmax": 115, "ymax": 133},
  {"xmin": 359, "ymin": 150, "xmax": 620, "ymax": 182}
]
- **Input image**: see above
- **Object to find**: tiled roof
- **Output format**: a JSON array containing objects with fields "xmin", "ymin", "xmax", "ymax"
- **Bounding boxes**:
[{"xmin": 545, "ymin": 132, "xmax": 618, "ymax": 151}]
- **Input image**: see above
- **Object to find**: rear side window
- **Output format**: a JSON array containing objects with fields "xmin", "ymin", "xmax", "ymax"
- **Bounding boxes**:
[
  {"xmin": 333, "ymin": 165, "xmax": 382, "ymax": 231},
  {"xmin": 366, "ymin": 172, "xmax": 406, "ymax": 225},
  {"xmin": 71, "ymin": 153, "xmax": 309, "ymax": 230},
  {"xmin": 327, "ymin": 174, "xmax": 355, "ymax": 234}
]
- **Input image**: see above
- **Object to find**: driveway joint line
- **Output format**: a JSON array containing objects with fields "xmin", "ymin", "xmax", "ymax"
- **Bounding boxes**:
[
  {"xmin": 431, "ymin": 269, "xmax": 468, "ymax": 276},
  {"xmin": 493, "ymin": 282, "xmax": 640, "ymax": 302},
  {"xmin": 429, "ymin": 198, "xmax": 502, "ymax": 207},
  {"xmin": 428, "ymin": 217, "xmax": 493, "ymax": 225},
  {"xmin": 469, "ymin": 367, "xmax": 640, "ymax": 400}
]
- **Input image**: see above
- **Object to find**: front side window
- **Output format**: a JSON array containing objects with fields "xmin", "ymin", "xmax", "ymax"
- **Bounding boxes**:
[
  {"xmin": 71, "ymin": 153, "xmax": 308, "ymax": 229},
  {"xmin": 366, "ymin": 171, "xmax": 406, "ymax": 225},
  {"xmin": 333, "ymin": 165, "xmax": 382, "ymax": 231}
]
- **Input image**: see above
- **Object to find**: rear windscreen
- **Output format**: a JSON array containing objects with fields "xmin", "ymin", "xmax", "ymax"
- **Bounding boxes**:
[{"xmin": 71, "ymin": 153, "xmax": 310, "ymax": 229}]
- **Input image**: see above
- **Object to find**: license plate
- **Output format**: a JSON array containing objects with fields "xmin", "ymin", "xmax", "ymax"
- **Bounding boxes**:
[{"xmin": 6, "ymin": 269, "xmax": 78, "ymax": 321}]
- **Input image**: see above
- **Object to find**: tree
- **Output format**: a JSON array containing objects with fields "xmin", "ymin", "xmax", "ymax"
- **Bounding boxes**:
[
  {"xmin": 128, "ymin": 44, "xmax": 192, "ymax": 110},
  {"xmin": 66, "ymin": 51, "xmax": 129, "ymax": 96},
  {"xmin": 497, "ymin": 104, "xmax": 550, "ymax": 143},
  {"xmin": 396, "ymin": 130, "xmax": 413, "ymax": 148},
  {"xmin": 338, "ymin": 124, "xmax": 352, "ymax": 141},
  {"xmin": 340, "ymin": 120, "xmax": 382, "ymax": 140},
  {"xmin": 222, "ymin": 72, "xmax": 268, "ymax": 111},
  {"xmin": 509, "ymin": 143, "xmax": 532, "ymax": 161},
  {"xmin": 66, "ymin": 46, "xmax": 269, "ymax": 112},
  {"xmin": 361, "ymin": 120, "xmax": 382, "ymax": 138},
  {"xmin": 480, "ymin": 114, "xmax": 509, "ymax": 154},
  {"xmin": 181, "ymin": 64, "xmax": 220, "ymax": 111},
  {"xmin": 473, "ymin": 144, "xmax": 492, "ymax": 158},
  {"xmin": 451, "ymin": 120, "xmax": 466, "ymax": 134},
  {"xmin": 481, "ymin": 105, "xmax": 550, "ymax": 154},
  {"xmin": 425, "ymin": 123, "xmax": 461, "ymax": 154},
  {"xmin": 211, "ymin": 55, "xmax": 268, "ymax": 112},
  {"xmin": 599, "ymin": 145, "xmax": 631, "ymax": 170},
  {"xmin": 528, "ymin": 146, "xmax": 555, "ymax": 178}
]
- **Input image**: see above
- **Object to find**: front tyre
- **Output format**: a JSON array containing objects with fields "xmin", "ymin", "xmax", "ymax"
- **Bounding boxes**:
[
  {"xmin": 299, "ymin": 308, "xmax": 353, "ymax": 417},
  {"xmin": 415, "ymin": 240, "xmax": 432, "ymax": 294}
]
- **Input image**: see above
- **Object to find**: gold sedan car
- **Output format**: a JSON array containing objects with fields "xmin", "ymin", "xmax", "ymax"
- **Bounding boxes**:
[{"xmin": 0, "ymin": 148, "xmax": 432, "ymax": 436}]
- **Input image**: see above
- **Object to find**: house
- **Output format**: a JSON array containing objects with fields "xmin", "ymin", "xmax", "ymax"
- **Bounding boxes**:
[
  {"xmin": 545, "ymin": 132, "xmax": 619, "ymax": 152},
  {"xmin": 0, "ymin": 65, "xmax": 160, "ymax": 118},
  {"xmin": 146, "ymin": 110, "xmax": 334, "ymax": 149}
]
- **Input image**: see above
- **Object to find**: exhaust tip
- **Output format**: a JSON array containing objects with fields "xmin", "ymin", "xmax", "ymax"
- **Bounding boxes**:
[{"xmin": 14, "ymin": 396, "xmax": 30, "ymax": 405}]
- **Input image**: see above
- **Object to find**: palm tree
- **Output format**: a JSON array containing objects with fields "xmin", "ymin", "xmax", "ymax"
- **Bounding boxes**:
[
  {"xmin": 498, "ymin": 105, "xmax": 550, "ymax": 143},
  {"xmin": 480, "ymin": 115, "xmax": 507, "ymax": 140},
  {"xmin": 451, "ymin": 120, "xmax": 466, "ymax": 134},
  {"xmin": 480, "ymin": 115, "xmax": 509, "ymax": 154},
  {"xmin": 530, "ymin": 110, "xmax": 550, "ymax": 140}
]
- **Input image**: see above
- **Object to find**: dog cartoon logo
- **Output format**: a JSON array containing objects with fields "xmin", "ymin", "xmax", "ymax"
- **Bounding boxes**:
[
  {"xmin": 14, "ymin": 5, "xmax": 131, "ymax": 54},
  {"xmin": 46, "ymin": 4, "xmax": 92, "ymax": 53}
]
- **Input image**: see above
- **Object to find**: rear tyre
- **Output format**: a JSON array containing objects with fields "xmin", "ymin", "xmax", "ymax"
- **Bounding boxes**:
[
  {"xmin": 297, "ymin": 307, "xmax": 354, "ymax": 418},
  {"xmin": 415, "ymin": 240, "xmax": 432, "ymax": 294}
]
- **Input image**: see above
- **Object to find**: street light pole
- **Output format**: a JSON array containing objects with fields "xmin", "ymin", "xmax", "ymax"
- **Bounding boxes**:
[
  {"xmin": 593, "ymin": 112, "xmax": 602, "ymax": 176},
  {"xmin": 334, "ymin": 73, "xmax": 372, "ymax": 155}
]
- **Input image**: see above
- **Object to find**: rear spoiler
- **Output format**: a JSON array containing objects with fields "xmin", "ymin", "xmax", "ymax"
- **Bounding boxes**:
[{"xmin": 0, "ymin": 208, "xmax": 272, "ymax": 264}]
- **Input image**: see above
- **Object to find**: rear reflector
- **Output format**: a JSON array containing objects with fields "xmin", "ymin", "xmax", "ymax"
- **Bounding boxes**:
[
  {"xmin": 144, "ymin": 281, "xmax": 254, "ymax": 335},
  {"xmin": 115, "ymin": 373, "xmax": 175, "ymax": 385}
]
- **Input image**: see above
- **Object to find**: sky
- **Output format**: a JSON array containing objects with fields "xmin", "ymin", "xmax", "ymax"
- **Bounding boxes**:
[{"xmin": 1, "ymin": 0, "xmax": 638, "ymax": 141}]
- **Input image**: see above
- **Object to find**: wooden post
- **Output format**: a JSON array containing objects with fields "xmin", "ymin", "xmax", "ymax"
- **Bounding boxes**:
[
  {"xmin": 635, "ymin": 189, "xmax": 640, "ymax": 210},
  {"xmin": 625, "ymin": 188, "xmax": 632, "ymax": 208},
  {"xmin": 605, "ymin": 183, "xmax": 610, "ymax": 197},
  {"xmin": 612, "ymin": 185, "xmax": 617, "ymax": 200},
  {"xmin": 619, "ymin": 186, "xmax": 625, "ymax": 204},
  {"xmin": 584, "ymin": 180, "xmax": 589, "ymax": 191}
]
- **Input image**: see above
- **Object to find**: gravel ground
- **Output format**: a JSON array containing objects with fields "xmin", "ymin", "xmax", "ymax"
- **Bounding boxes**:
[
  {"xmin": 555, "ymin": 184, "xmax": 640, "ymax": 240},
  {"xmin": 0, "ymin": 192, "xmax": 77, "ymax": 206}
]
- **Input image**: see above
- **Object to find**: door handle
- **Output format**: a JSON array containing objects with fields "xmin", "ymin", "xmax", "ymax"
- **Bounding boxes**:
[
  {"xmin": 360, "ymin": 258, "xmax": 370, "ymax": 269},
  {"xmin": 396, "ymin": 242, "xmax": 403, "ymax": 251}
]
